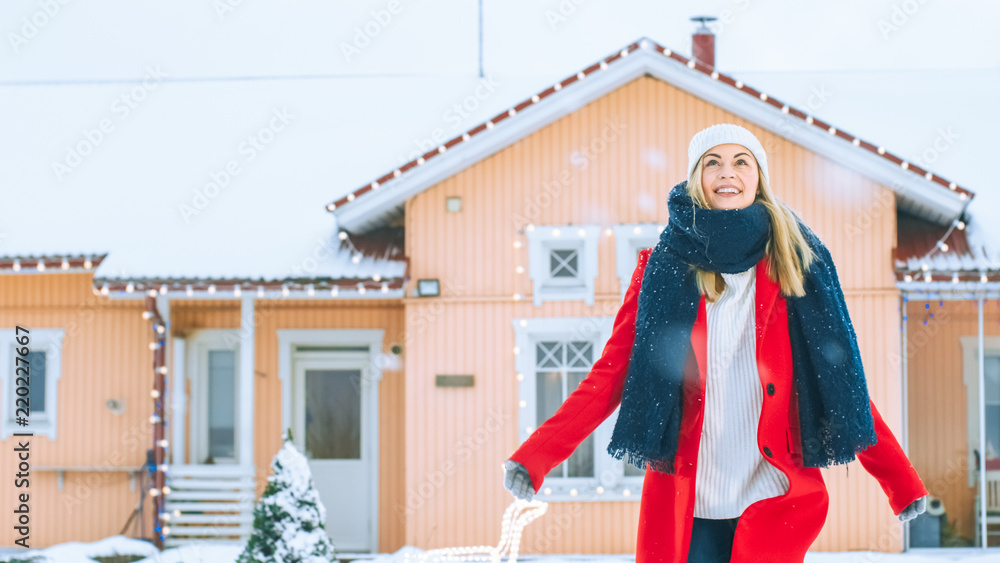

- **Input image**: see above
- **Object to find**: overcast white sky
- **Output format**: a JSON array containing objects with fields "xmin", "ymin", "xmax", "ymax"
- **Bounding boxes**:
[{"xmin": 1, "ymin": 0, "xmax": 997, "ymax": 275}]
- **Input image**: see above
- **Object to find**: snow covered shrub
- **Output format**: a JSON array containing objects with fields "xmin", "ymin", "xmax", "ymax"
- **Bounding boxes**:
[{"xmin": 237, "ymin": 435, "xmax": 339, "ymax": 563}]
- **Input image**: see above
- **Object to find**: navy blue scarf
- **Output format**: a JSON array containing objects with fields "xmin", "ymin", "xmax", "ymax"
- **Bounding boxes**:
[{"xmin": 606, "ymin": 181, "xmax": 877, "ymax": 473}]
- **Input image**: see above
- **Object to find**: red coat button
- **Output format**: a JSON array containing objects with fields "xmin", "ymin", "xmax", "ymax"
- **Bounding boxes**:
[{"xmin": 767, "ymin": 383, "xmax": 775, "ymax": 396}]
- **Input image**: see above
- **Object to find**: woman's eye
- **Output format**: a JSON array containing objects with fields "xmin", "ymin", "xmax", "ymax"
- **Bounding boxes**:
[
  {"xmin": 705, "ymin": 159, "xmax": 719, "ymax": 166},
  {"xmin": 736, "ymin": 159, "xmax": 748, "ymax": 165}
]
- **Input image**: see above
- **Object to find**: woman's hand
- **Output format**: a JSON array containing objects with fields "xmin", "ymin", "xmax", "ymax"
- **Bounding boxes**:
[
  {"xmin": 897, "ymin": 495, "xmax": 927, "ymax": 523},
  {"xmin": 503, "ymin": 459, "xmax": 534, "ymax": 501}
]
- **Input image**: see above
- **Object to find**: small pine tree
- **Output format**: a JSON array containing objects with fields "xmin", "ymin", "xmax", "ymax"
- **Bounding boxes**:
[{"xmin": 237, "ymin": 430, "xmax": 339, "ymax": 563}]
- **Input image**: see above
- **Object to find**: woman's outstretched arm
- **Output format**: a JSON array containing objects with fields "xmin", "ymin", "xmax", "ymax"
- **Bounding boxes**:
[
  {"xmin": 855, "ymin": 399, "xmax": 929, "ymax": 516},
  {"xmin": 507, "ymin": 248, "xmax": 652, "ymax": 495}
]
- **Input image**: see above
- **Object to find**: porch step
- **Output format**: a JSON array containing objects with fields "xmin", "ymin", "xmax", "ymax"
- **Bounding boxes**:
[
  {"xmin": 166, "ymin": 490, "xmax": 254, "ymax": 502},
  {"xmin": 163, "ymin": 538, "xmax": 245, "ymax": 549},
  {"xmin": 171, "ymin": 513, "xmax": 255, "ymax": 525},
  {"xmin": 167, "ymin": 464, "xmax": 255, "ymax": 478},
  {"xmin": 163, "ymin": 525, "xmax": 254, "ymax": 537},
  {"xmin": 165, "ymin": 501, "xmax": 255, "ymax": 513},
  {"xmin": 165, "ymin": 477, "xmax": 256, "ymax": 490},
  {"xmin": 163, "ymin": 464, "xmax": 257, "ymax": 545}
]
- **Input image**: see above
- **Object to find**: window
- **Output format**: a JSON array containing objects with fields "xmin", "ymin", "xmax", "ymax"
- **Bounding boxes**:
[
  {"xmin": 526, "ymin": 225, "xmax": 600, "ymax": 306},
  {"xmin": 962, "ymin": 337, "xmax": 1000, "ymax": 486},
  {"xmin": 985, "ymin": 356, "xmax": 1000, "ymax": 463},
  {"xmin": 613, "ymin": 224, "xmax": 663, "ymax": 302},
  {"xmin": 207, "ymin": 350, "xmax": 237, "ymax": 460},
  {"xmin": 1, "ymin": 328, "xmax": 64, "ymax": 439},
  {"xmin": 512, "ymin": 317, "xmax": 644, "ymax": 501},
  {"xmin": 536, "ymin": 340, "xmax": 595, "ymax": 478},
  {"xmin": 187, "ymin": 330, "xmax": 241, "ymax": 464}
]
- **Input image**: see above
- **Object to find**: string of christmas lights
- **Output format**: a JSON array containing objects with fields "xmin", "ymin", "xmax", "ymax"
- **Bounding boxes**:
[
  {"xmin": 897, "ymin": 215, "xmax": 987, "ymax": 285},
  {"xmin": 143, "ymin": 292, "xmax": 170, "ymax": 548}
]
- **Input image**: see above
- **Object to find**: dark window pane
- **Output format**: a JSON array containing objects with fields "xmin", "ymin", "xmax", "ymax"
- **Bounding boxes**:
[
  {"xmin": 986, "ymin": 355, "xmax": 1000, "ymax": 465},
  {"xmin": 550, "ymin": 249, "xmax": 579, "ymax": 278},
  {"xmin": 537, "ymin": 370, "xmax": 564, "ymax": 478},
  {"xmin": 567, "ymin": 341, "xmax": 593, "ymax": 368},
  {"xmin": 23, "ymin": 351, "xmax": 46, "ymax": 414},
  {"xmin": 305, "ymin": 369, "xmax": 362, "ymax": 460},
  {"xmin": 207, "ymin": 350, "xmax": 236, "ymax": 460},
  {"xmin": 566, "ymin": 370, "xmax": 593, "ymax": 477},
  {"xmin": 536, "ymin": 342, "xmax": 562, "ymax": 369}
]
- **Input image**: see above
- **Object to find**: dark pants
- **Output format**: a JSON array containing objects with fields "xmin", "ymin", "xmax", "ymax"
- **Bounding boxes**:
[{"xmin": 686, "ymin": 517, "xmax": 740, "ymax": 562}]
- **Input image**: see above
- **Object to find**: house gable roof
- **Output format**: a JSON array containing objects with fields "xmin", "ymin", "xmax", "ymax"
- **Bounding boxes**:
[{"xmin": 328, "ymin": 37, "xmax": 974, "ymax": 234}]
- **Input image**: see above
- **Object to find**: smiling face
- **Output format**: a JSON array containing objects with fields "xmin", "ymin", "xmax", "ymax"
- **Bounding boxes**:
[{"xmin": 699, "ymin": 143, "xmax": 760, "ymax": 210}]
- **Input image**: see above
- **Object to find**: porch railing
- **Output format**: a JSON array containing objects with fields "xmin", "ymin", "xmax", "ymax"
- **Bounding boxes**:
[{"xmin": 163, "ymin": 464, "xmax": 256, "ymax": 546}]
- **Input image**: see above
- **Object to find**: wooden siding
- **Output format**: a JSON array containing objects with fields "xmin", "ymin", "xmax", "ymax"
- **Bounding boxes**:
[
  {"xmin": 403, "ymin": 76, "xmax": 907, "ymax": 553},
  {"xmin": 0, "ymin": 277, "xmax": 406, "ymax": 551},
  {"xmin": 905, "ymin": 299, "xmax": 1000, "ymax": 542},
  {"xmin": 0, "ymin": 273, "xmax": 154, "ymax": 546}
]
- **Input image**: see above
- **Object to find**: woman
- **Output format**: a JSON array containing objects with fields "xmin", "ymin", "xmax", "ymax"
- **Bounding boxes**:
[{"xmin": 503, "ymin": 124, "xmax": 928, "ymax": 563}]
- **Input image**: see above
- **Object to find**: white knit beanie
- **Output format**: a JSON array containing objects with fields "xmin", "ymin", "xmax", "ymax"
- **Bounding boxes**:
[{"xmin": 687, "ymin": 123, "xmax": 769, "ymax": 185}]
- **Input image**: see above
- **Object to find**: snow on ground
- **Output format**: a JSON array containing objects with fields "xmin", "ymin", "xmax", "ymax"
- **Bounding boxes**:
[
  {"xmin": 364, "ymin": 547, "xmax": 1000, "ymax": 562},
  {"xmin": 2, "ymin": 539, "xmax": 998, "ymax": 562},
  {"xmin": 132, "ymin": 543, "xmax": 244, "ymax": 563},
  {"xmin": 0, "ymin": 535, "xmax": 158, "ymax": 563}
]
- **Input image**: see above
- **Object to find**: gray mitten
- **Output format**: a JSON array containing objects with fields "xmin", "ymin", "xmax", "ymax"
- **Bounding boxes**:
[
  {"xmin": 898, "ymin": 495, "xmax": 927, "ymax": 523},
  {"xmin": 503, "ymin": 459, "xmax": 534, "ymax": 501}
]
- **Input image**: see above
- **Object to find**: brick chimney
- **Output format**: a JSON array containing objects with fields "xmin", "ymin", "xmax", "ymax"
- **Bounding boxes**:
[{"xmin": 690, "ymin": 15, "xmax": 718, "ymax": 69}]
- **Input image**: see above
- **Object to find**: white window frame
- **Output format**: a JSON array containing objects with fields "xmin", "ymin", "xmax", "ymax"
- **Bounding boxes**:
[
  {"xmin": 526, "ymin": 225, "xmax": 601, "ymax": 307},
  {"xmin": 1, "ymin": 328, "xmax": 64, "ymax": 440},
  {"xmin": 511, "ymin": 317, "xmax": 643, "ymax": 501},
  {"xmin": 613, "ymin": 223, "xmax": 663, "ymax": 302},
  {"xmin": 962, "ymin": 335, "xmax": 1000, "ymax": 486},
  {"xmin": 187, "ymin": 329, "xmax": 241, "ymax": 465}
]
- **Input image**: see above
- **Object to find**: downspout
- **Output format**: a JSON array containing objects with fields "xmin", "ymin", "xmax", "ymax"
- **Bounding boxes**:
[
  {"xmin": 977, "ymin": 296, "xmax": 987, "ymax": 548},
  {"xmin": 900, "ymin": 292, "xmax": 910, "ymax": 551}
]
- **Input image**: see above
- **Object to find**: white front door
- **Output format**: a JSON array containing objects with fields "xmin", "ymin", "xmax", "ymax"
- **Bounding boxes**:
[{"xmin": 292, "ymin": 354, "xmax": 374, "ymax": 552}]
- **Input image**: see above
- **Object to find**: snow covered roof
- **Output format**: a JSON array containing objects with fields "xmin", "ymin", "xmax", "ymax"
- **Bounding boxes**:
[
  {"xmin": 328, "ymin": 37, "xmax": 974, "ymax": 234},
  {"xmin": 93, "ymin": 227, "xmax": 408, "ymax": 298},
  {"xmin": 0, "ymin": 226, "xmax": 407, "ymax": 298},
  {"xmin": 894, "ymin": 212, "xmax": 1000, "ymax": 282},
  {"xmin": 0, "ymin": 253, "xmax": 106, "ymax": 274},
  {"xmin": 3, "ymin": 17, "xmax": 996, "ymax": 291}
]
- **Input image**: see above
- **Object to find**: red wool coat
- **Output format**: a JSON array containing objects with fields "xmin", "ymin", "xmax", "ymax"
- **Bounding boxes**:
[{"xmin": 509, "ymin": 248, "xmax": 928, "ymax": 563}]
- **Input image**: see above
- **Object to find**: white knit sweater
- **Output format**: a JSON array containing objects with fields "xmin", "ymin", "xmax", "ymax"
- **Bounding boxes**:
[{"xmin": 693, "ymin": 266, "xmax": 790, "ymax": 519}]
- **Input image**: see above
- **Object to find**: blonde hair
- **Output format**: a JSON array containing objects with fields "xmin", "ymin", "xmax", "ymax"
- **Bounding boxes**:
[{"xmin": 687, "ymin": 158, "xmax": 814, "ymax": 301}]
